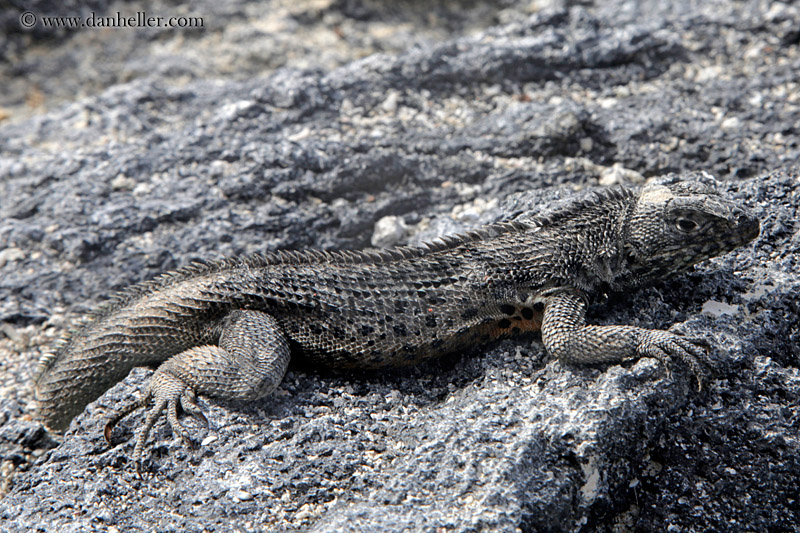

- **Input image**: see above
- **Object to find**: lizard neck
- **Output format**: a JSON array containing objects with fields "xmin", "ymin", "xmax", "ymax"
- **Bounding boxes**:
[{"xmin": 479, "ymin": 193, "xmax": 637, "ymax": 296}]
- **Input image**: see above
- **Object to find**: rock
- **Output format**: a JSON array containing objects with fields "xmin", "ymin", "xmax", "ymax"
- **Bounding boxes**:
[
  {"xmin": 1, "ymin": 0, "xmax": 798, "ymax": 531},
  {"xmin": 370, "ymin": 215, "xmax": 407, "ymax": 248}
]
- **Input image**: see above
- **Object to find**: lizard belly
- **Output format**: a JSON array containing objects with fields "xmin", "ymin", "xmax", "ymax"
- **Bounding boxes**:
[{"xmin": 276, "ymin": 303, "xmax": 544, "ymax": 370}]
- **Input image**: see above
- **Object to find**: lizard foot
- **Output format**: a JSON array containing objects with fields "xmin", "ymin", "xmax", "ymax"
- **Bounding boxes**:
[
  {"xmin": 104, "ymin": 371, "xmax": 208, "ymax": 472},
  {"xmin": 637, "ymin": 329, "xmax": 712, "ymax": 390}
]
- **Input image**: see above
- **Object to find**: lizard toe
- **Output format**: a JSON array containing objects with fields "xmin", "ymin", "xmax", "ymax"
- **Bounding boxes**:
[
  {"xmin": 132, "ymin": 394, "xmax": 169, "ymax": 473},
  {"xmin": 104, "ymin": 390, "xmax": 151, "ymax": 444},
  {"xmin": 639, "ymin": 330, "xmax": 712, "ymax": 387},
  {"xmin": 167, "ymin": 397, "xmax": 194, "ymax": 448},
  {"xmin": 180, "ymin": 389, "xmax": 209, "ymax": 428},
  {"xmin": 671, "ymin": 335, "xmax": 713, "ymax": 390},
  {"xmin": 638, "ymin": 341, "xmax": 674, "ymax": 379}
]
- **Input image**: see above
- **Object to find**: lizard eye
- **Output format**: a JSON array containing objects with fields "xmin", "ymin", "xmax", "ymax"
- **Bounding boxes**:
[{"xmin": 675, "ymin": 218, "xmax": 699, "ymax": 233}]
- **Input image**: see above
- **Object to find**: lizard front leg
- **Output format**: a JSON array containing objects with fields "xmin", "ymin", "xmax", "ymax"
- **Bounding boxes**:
[
  {"xmin": 541, "ymin": 289, "xmax": 710, "ymax": 380},
  {"xmin": 105, "ymin": 310, "xmax": 291, "ymax": 468}
]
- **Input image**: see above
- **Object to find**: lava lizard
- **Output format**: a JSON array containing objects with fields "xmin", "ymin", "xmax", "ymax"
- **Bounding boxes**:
[{"xmin": 34, "ymin": 177, "xmax": 760, "ymax": 466}]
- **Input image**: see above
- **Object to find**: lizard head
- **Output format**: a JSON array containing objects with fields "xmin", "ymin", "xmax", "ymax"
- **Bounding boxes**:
[{"xmin": 620, "ymin": 177, "xmax": 759, "ymax": 287}]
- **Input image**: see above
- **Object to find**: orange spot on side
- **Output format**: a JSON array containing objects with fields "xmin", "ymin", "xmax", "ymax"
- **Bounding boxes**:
[
  {"xmin": 516, "ymin": 315, "xmax": 543, "ymax": 332},
  {"xmin": 485, "ymin": 309, "xmax": 544, "ymax": 340}
]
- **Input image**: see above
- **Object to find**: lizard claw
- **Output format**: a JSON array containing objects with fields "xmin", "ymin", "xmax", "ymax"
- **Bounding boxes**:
[
  {"xmin": 180, "ymin": 389, "xmax": 209, "ymax": 428},
  {"xmin": 104, "ymin": 392, "xmax": 149, "ymax": 444},
  {"xmin": 638, "ymin": 329, "xmax": 712, "ymax": 390}
]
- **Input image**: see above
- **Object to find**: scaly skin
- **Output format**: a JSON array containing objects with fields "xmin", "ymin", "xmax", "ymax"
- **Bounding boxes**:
[{"xmin": 34, "ymin": 177, "xmax": 760, "ymax": 467}]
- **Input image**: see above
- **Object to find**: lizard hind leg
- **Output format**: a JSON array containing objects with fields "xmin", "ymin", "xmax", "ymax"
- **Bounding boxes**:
[{"xmin": 106, "ymin": 310, "xmax": 291, "ymax": 470}]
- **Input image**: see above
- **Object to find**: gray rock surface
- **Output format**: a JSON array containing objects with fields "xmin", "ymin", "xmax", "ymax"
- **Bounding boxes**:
[{"xmin": 1, "ymin": 0, "xmax": 798, "ymax": 531}]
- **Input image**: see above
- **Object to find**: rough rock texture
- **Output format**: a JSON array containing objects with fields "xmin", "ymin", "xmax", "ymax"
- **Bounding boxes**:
[{"xmin": 1, "ymin": 0, "xmax": 798, "ymax": 531}]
